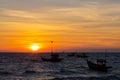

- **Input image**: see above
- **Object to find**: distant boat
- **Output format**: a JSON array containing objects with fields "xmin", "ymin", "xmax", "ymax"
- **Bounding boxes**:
[
  {"xmin": 24, "ymin": 70, "xmax": 37, "ymax": 74},
  {"xmin": 76, "ymin": 53, "xmax": 88, "ymax": 58},
  {"xmin": 41, "ymin": 54, "xmax": 63, "ymax": 62},
  {"xmin": 87, "ymin": 59, "xmax": 112, "ymax": 72},
  {"xmin": 0, "ymin": 68, "xmax": 12, "ymax": 75},
  {"xmin": 0, "ymin": 71, "xmax": 12, "ymax": 75},
  {"xmin": 30, "ymin": 59, "xmax": 41, "ymax": 62},
  {"xmin": 67, "ymin": 53, "xmax": 75, "ymax": 57}
]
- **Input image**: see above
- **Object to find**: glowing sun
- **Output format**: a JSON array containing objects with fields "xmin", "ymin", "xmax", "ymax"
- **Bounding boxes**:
[{"xmin": 30, "ymin": 45, "xmax": 40, "ymax": 51}]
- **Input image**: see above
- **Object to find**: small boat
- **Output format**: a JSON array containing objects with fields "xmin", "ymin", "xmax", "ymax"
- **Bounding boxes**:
[
  {"xmin": 87, "ymin": 59, "xmax": 112, "ymax": 72},
  {"xmin": 24, "ymin": 70, "xmax": 37, "ymax": 74},
  {"xmin": 30, "ymin": 59, "xmax": 41, "ymax": 62},
  {"xmin": 41, "ymin": 54, "xmax": 63, "ymax": 62},
  {"xmin": 68, "ymin": 53, "xmax": 75, "ymax": 57},
  {"xmin": 0, "ymin": 68, "xmax": 12, "ymax": 75},
  {"xmin": 0, "ymin": 71, "xmax": 12, "ymax": 75},
  {"xmin": 76, "ymin": 53, "xmax": 88, "ymax": 58}
]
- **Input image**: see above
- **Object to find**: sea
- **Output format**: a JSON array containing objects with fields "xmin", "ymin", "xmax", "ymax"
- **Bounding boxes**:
[{"xmin": 0, "ymin": 52, "xmax": 120, "ymax": 80}]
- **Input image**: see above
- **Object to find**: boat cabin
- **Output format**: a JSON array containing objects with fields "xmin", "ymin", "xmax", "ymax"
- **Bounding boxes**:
[{"xmin": 97, "ymin": 59, "xmax": 106, "ymax": 66}]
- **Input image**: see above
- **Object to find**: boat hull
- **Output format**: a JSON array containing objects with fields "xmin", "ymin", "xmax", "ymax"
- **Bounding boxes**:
[
  {"xmin": 87, "ymin": 60, "xmax": 109, "ymax": 72},
  {"xmin": 41, "ymin": 57, "xmax": 62, "ymax": 62}
]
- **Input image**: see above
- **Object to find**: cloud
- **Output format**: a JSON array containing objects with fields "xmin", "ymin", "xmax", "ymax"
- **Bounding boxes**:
[
  {"xmin": 0, "ymin": 0, "xmax": 120, "ymax": 28},
  {"xmin": 0, "ymin": 8, "xmax": 39, "ymax": 19}
]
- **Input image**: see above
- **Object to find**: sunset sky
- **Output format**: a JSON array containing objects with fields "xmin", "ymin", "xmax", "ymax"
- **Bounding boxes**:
[{"xmin": 0, "ymin": 0, "xmax": 120, "ymax": 52}]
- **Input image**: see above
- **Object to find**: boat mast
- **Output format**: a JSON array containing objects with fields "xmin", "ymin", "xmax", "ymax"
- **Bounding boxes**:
[{"xmin": 51, "ymin": 41, "xmax": 53, "ymax": 54}]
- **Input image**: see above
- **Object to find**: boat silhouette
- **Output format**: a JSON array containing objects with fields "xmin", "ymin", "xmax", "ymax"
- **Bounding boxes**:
[
  {"xmin": 87, "ymin": 59, "xmax": 112, "ymax": 72},
  {"xmin": 0, "ymin": 70, "xmax": 12, "ymax": 75},
  {"xmin": 41, "ymin": 54, "xmax": 62, "ymax": 62},
  {"xmin": 76, "ymin": 53, "xmax": 88, "ymax": 58},
  {"xmin": 24, "ymin": 70, "xmax": 37, "ymax": 74},
  {"xmin": 67, "ymin": 53, "xmax": 75, "ymax": 57}
]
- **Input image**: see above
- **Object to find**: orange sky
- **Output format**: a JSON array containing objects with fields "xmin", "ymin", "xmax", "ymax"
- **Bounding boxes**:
[{"xmin": 0, "ymin": 0, "xmax": 120, "ymax": 52}]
